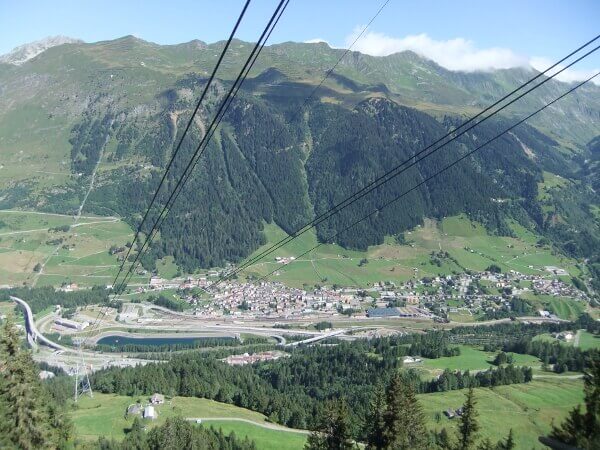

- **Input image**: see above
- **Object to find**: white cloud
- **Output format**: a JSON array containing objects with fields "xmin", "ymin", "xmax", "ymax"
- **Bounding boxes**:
[
  {"xmin": 304, "ymin": 38, "xmax": 332, "ymax": 45},
  {"xmin": 530, "ymin": 56, "xmax": 600, "ymax": 85},
  {"xmin": 344, "ymin": 29, "xmax": 527, "ymax": 71},
  {"xmin": 310, "ymin": 29, "xmax": 600, "ymax": 84}
]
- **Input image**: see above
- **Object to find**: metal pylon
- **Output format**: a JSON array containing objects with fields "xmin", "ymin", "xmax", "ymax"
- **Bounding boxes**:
[{"xmin": 74, "ymin": 343, "xmax": 93, "ymax": 401}]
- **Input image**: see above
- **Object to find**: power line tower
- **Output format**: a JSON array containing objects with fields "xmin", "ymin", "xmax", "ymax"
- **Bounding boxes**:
[{"xmin": 74, "ymin": 342, "xmax": 93, "ymax": 402}]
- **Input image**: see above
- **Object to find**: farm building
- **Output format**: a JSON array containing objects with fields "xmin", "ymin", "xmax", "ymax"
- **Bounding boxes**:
[
  {"xmin": 54, "ymin": 317, "xmax": 89, "ymax": 330},
  {"xmin": 127, "ymin": 404, "xmax": 142, "ymax": 416},
  {"xmin": 143, "ymin": 405, "xmax": 157, "ymax": 420},
  {"xmin": 150, "ymin": 393, "xmax": 165, "ymax": 405}
]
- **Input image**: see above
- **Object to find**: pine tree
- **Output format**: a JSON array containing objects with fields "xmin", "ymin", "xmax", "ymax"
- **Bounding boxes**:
[
  {"xmin": 305, "ymin": 401, "xmax": 356, "ymax": 450},
  {"xmin": 0, "ymin": 318, "xmax": 57, "ymax": 449},
  {"xmin": 457, "ymin": 388, "xmax": 480, "ymax": 450},
  {"xmin": 549, "ymin": 354, "xmax": 600, "ymax": 449},
  {"xmin": 305, "ymin": 431, "xmax": 328, "ymax": 450},
  {"xmin": 475, "ymin": 438, "xmax": 495, "ymax": 450},
  {"xmin": 121, "ymin": 417, "xmax": 149, "ymax": 450},
  {"xmin": 382, "ymin": 373, "xmax": 428, "ymax": 450},
  {"xmin": 366, "ymin": 384, "xmax": 386, "ymax": 450},
  {"xmin": 436, "ymin": 428, "xmax": 453, "ymax": 449},
  {"xmin": 502, "ymin": 429, "xmax": 515, "ymax": 450}
]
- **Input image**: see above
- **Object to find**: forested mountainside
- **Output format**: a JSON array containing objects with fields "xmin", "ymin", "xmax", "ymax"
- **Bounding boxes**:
[{"xmin": 0, "ymin": 36, "xmax": 598, "ymax": 272}]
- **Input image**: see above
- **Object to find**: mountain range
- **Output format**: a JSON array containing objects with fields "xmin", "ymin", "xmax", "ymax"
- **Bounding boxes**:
[{"xmin": 0, "ymin": 36, "xmax": 598, "ymax": 279}]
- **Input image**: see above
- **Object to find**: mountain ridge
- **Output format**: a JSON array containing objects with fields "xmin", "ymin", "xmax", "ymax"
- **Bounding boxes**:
[
  {"xmin": 0, "ymin": 35, "xmax": 597, "ymax": 277},
  {"xmin": 0, "ymin": 35, "xmax": 83, "ymax": 65}
]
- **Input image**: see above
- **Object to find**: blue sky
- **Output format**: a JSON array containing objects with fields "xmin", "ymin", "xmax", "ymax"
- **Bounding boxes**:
[{"xmin": 1, "ymin": 0, "xmax": 599, "ymax": 76}]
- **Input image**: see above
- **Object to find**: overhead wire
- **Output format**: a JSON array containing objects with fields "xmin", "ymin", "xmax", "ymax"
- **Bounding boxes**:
[
  {"xmin": 105, "ymin": 58, "xmax": 600, "ymax": 339},
  {"xmin": 109, "ymin": 39, "xmax": 599, "ymax": 337},
  {"xmin": 289, "ymin": 0, "xmax": 390, "ymax": 121},
  {"xmin": 81, "ymin": 0, "xmax": 264, "ymax": 343},
  {"xmin": 208, "ymin": 36, "xmax": 600, "ymax": 285},
  {"xmin": 112, "ymin": 0, "xmax": 252, "ymax": 290},
  {"xmin": 112, "ymin": 0, "xmax": 290, "ymax": 295},
  {"xmin": 253, "ymin": 72, "xmax": 599, "ymax": 285},
  {"xmin": 114, "ymin": 0, "xmax": 390, "ymax": 294}
]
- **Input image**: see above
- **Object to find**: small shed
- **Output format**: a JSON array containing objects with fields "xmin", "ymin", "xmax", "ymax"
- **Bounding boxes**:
[
  {"xmin": 127, "ymin": 404, "xmax": 142, "ymax": 416},
  {"xmin": 143, "ymin": 405, "xmax": 157, "ymax": 420},
  {"xmin": 150, "ymin": 393, "xmax": 165, "ymax": 405}
]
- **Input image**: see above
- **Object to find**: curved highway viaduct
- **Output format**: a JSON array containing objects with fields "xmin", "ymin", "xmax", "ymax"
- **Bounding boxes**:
[{"xmin": 10, "ymin": 296, "xmax": 70, "ymax": 352}]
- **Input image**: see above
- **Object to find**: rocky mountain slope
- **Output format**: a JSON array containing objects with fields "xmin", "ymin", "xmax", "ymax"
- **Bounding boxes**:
[
  {"xmin": 0, "ymin": 36, "xmax": 598, "ymax": 272},
  {"xmin": 0, "ymin": 36, "xmax": 82, "ymax": 65}
]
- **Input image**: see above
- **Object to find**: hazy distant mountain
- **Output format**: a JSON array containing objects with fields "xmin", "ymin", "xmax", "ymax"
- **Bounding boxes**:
[
  {"xmin": 0, "ymin": 36, "xmax": 83, "ymax": 65},
  {"xmin": 0, "ymin": 36, "xmax": 598, "ymax": 271}
]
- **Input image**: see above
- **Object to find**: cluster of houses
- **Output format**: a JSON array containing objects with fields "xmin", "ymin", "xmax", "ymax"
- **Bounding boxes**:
[
  {"xmin": 126, "ymin": 393, "xmax": 165, "ymax": 420},
  {"xmin": 190, "ymin": 281, "xmax": 366, "ymax": 320},
  {"xmin": 131, "ymin": 263, "xmax": 589, "ymax": 323},
  {"xmin": 222, "ymin": 351, "xmax": 288, "ymax": 366}
]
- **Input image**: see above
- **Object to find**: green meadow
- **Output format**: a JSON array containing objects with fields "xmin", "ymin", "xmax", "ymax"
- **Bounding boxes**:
[
  {"xmin": 0, "ymin": 210, "xmax": 147, "ymax": 287},
  {"xmin": 0, "ymin": 211, "xmax": 584, "ymax": 295},
  {"xmin": 70, "ymin": 393, "xmax": 307, "ymax": 449},
  {"xmin": 241, "ymin": 215, "xmax": 579, "ymax": 290},
  {"xmin": 534, "ymin": 329, "xmax": 600, "ymax": 351},
  {"xmin": 70, "ymin": 379, "xmax": 584, "ymax": 450},
  {"xmin": 419, "ymin": 378, "xmax": 583, "ymax": 449},
  {"xmin": 419, "ymin": 345, "xmax": 542, "ymax": 376},
  {"xmin": 578, "ymin": 330, "xmax": 600, "ymax": 350}
]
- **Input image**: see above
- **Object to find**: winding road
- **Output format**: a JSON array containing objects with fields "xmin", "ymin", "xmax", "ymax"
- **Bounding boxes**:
[
  {"xmin": 185, "ymin": 417, "xmax": 310, "ymax": 435},
  {"xmin": 10, "ymin": 296, "xmax": 69, "ymax": 352}
]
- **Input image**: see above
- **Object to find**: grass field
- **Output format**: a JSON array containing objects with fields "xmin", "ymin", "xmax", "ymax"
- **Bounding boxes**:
[
  {"xmin": 70, "ymin": 394, "xmax": 307, "ymax": 449},
  {"xmin": 578, "ymin": 330, "xmax": 600, "ymax": 350},
  {"xmin": 0, "ymin": 211, "xmax": 583, "ymax": 292},
  {"xmin": 419, "ymin": 378, "xmax": 583, "ymax": 449},
  {"xmin": 241, "ymin": 215, "xmax": 580, "ymax": 288},
  {"xmin": 204, "ymin": 420, "xmax": 307, "ymax": 450},
  {"xmin": 70, "ymin": 379, "xmax": 583, "ymax": 450},
  {"xmin": 534, "ymin": 330, "xmax": 600, "ymax": 351},
  {"xmin": 520, "ymin": 294, "xmax": 587, "ymax": 320},
  {"xmin": 420, "ymin": 345, "xmax": 542, "ymax": 377},
  {"xmin": 0, "ymin": 210, "xmax": 148, "ymax": 287}
]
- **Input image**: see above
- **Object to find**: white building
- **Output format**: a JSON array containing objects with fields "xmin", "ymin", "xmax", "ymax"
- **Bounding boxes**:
[
  {"xmin": 54, "ymin": 318, "xmax": 89, "ymax": 330},
  {"xmin": 143, "ymin": 405, "xmax": 157, "ymax": 420}
]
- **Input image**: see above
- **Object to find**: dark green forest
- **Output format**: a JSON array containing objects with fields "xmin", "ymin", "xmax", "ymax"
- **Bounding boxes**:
[
  {"xmin": 90, "ymin": 330, "xmax": 541, "ymax": 438},
  {"xmin": 62, "ymin": 73, "xmax": 599, "ymax": 278}
]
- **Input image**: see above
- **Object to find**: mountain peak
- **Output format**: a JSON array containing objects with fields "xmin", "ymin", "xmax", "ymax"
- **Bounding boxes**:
[{"xmin": 0, "ymin": 35, "xmax": 82, "ymax": 65}]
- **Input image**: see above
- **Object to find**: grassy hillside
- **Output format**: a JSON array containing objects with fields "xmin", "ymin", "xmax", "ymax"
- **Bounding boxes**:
[
  {"xmin": 71, "ymin": 393, "xmax": 307, "ymax": 449},
  {"xmin": 0, "ymin": 210, "xmax": 147, "ymax": 287},
  {"xmin": 419, "ymin": 345, "xmax": 542, "ymax": 375},
  {"xmin": 243, "ymin": 215, "xmax": 580, "ymax": 288},
  {"xmin": 421, "ymin": 378, "xmax": 583, "ymax": 449},
  {"xmin": 0, "ymin": 210, "xmax": 583, "ymax": 295},
  {"xmin": 70, "ymin": 379, "xmax": 583, "ymax": 450}
]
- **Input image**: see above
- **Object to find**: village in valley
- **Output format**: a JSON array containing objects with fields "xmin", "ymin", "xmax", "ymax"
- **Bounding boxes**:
[{"xmin": 128, "ymin": 263, "xmax": 590, "ymax": 323}]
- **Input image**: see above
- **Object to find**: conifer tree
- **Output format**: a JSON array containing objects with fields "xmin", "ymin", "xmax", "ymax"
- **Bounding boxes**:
[
  {"xmin": 382, "ymin": 373, "xmax": 428, "ymax": 450},
  {"xmin": 457, "ymin": 388, "xmax": 479, "ymax": 450},
  {"xmin": 121, "ymin": 417, "xmax": 149, "ymax": 450},
  {"xmin": 475, "ymin": 438, "xmax": 495, "ymax": 450},
  {"xmin": 0, "ymin": 318, "xmax": 57, "ymax": 449},
  {"xmin": 436, "ymin": 428, "xmax": 453, "ymax": 449},
  {"xmin": 366, "ymin": 384, "xmax": 386, "ymax": 450},
  {"xmin": 549, "ymin": 355, "xmax": 600, "ymax": 449},
  {"xmin": 305, "ymin": 401, "xmax": 356, "ymax": 450},
  {"xmin": 501, "ymin": 429, "xmax": 515, "ymax": 450}
]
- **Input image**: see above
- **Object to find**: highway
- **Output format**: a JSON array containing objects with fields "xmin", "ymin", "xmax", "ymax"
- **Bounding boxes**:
[
  {"xmin": 285, "ymin": 328, "xmax": 348, "ymax": 347},
  {"xmin": 10, "ymin": 296, "xmax": 70, "ymax": 352}
]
